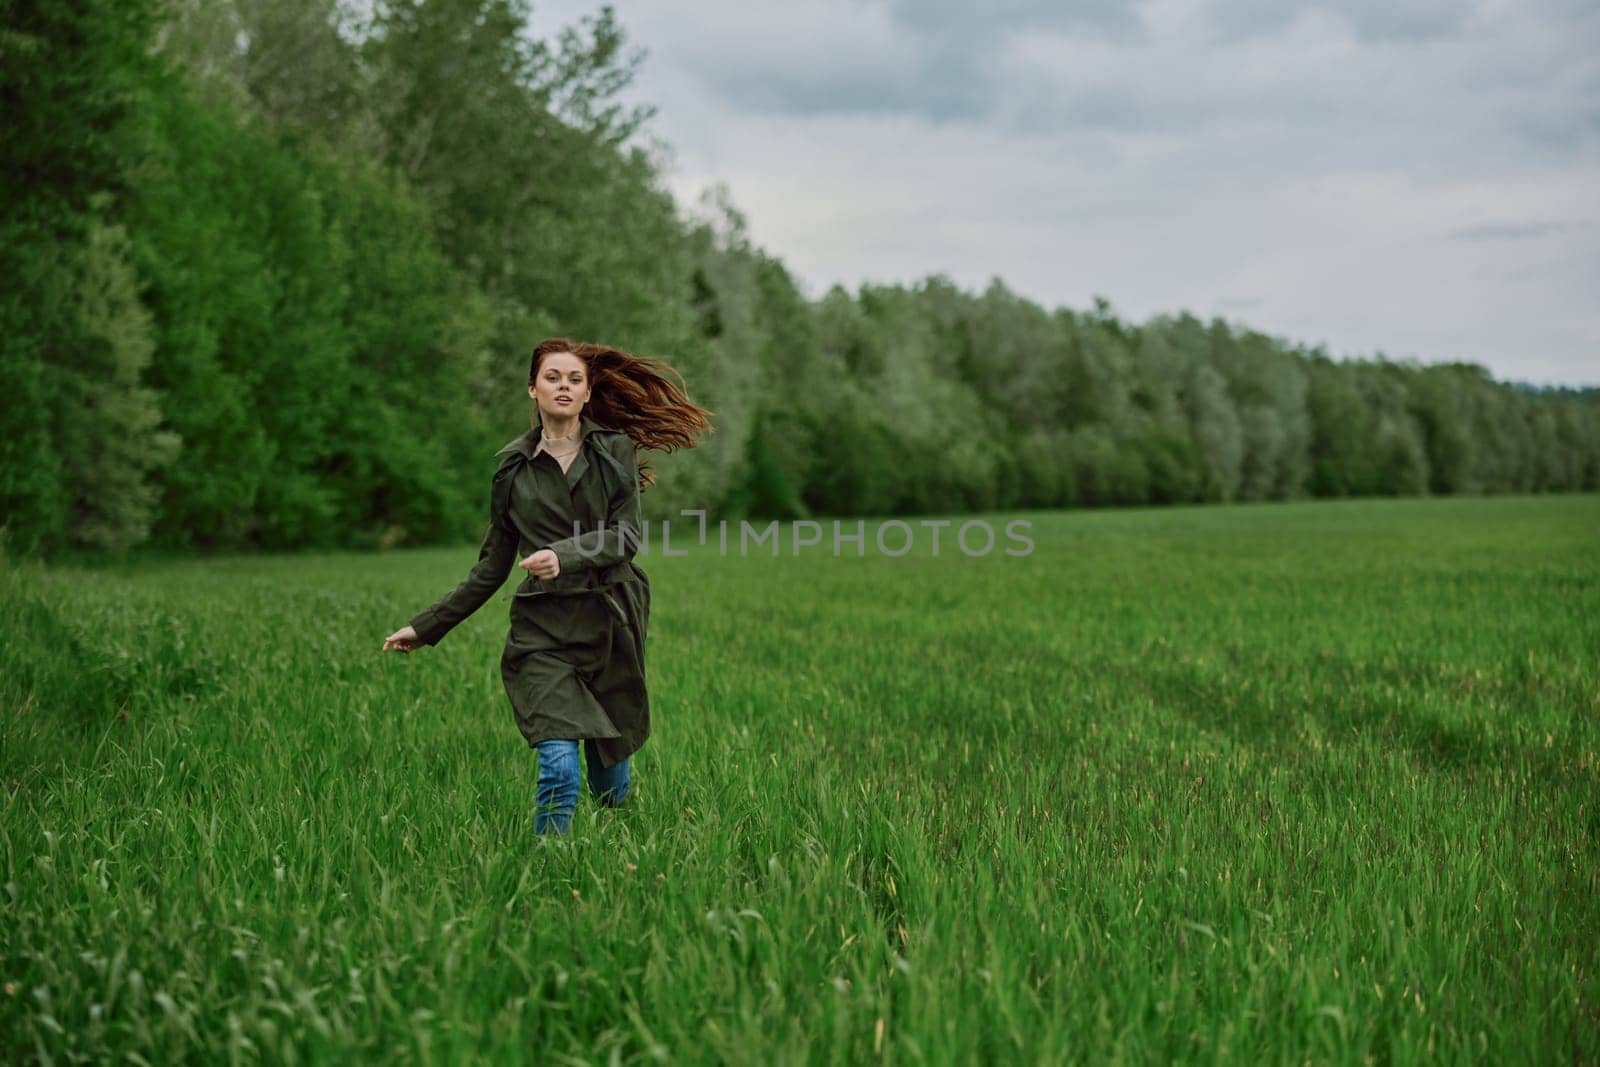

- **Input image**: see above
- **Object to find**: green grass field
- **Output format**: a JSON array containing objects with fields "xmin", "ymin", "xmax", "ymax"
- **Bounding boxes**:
[{"xmin": 3, "ymin": 495, "xmax": 1597, "ymax": 1064}]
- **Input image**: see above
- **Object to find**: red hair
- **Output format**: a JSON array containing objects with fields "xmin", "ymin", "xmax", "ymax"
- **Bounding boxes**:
[{"xmin": 530, "ymin": 338, "xmax": 714, "ymax": 491}]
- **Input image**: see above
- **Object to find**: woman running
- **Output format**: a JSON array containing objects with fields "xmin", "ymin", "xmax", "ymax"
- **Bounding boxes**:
[{"xmin": 383, "ymin": 338, "xmax": 712, "ymax": 834}]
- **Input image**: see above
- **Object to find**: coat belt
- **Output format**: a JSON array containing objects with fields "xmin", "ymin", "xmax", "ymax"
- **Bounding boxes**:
[{"xmin": 508, "ymin": 581, "xmax": 630, "ymax": 632}]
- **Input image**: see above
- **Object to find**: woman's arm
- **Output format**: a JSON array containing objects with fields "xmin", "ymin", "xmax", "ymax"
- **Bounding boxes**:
[
  {"xmin": 541, "ymin": 435, "xmax": 644, "ymax": 574},
  {"xmin": 408, "ymin": 504, "xmax": 520, "ymax": 647}
]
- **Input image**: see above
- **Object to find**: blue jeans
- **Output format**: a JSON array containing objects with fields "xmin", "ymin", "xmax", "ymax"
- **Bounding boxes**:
[{"xmin": 534, "ymin": 739, "xmax": 631, "ymax": 835}]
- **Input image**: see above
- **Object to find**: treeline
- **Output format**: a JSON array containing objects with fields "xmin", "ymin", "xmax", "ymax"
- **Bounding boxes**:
[{"xmin": 3, "ymin": 0, "xmax": 1596, "ymax": 558}]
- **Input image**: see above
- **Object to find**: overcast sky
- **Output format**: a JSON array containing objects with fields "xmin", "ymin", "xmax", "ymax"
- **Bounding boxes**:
[{"xmin": 531, "ymin": 0, "xmax": 1599, "ymax": 387}]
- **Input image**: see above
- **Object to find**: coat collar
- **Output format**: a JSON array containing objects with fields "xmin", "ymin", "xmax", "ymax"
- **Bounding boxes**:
[
  {"xmin": 496, "ymin": 412, "xmax": 615, "ymax": 459},
  {"xmin": 496, "ymin": 412, "xmax": 621, "ymax": 489}
]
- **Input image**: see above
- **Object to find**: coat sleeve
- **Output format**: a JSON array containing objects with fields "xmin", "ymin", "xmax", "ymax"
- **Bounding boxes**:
[
  {"xmin": 544, "ymin": 435, "xmax": 643, "ymax": 575},
  {"xmin": 409, "ymin": 468, "xmax": 520, "ymax": 647}
]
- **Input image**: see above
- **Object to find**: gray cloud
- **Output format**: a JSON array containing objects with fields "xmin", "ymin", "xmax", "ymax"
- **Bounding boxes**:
[
  {"xmin": 884, "ymin": 0, "xmax": 1146, "ymax": 44},
  {"xmin": 1208, "ymin": 0, "xmax": 1474, "ymax": 43},
  {"xmin": 644, "ymin": 0, "xmax": 1149, "ymax": 125},
  {"xmin": 652, "ymin": 0, "xmax": 1600, "ymax": 169},
  {"xmin": 1449, "ymin": 221, "xmax": 1570, "ymax": 241}
]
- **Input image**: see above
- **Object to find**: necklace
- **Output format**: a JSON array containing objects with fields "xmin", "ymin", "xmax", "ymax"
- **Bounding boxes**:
[{"xmin": 540, "ymin": 430, "xmax": 581, "ymax": 458}]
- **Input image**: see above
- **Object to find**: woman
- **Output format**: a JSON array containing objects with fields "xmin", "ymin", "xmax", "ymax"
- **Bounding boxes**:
[{"xmin": 382, "ymin": 338, "xmax": 712, "ymax": 835}]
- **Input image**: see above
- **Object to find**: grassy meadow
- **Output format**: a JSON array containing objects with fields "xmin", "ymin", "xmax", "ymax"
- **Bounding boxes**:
[{"xmin": 2, "ymin": 495, "xmax": 1597, "ymax": 1064}]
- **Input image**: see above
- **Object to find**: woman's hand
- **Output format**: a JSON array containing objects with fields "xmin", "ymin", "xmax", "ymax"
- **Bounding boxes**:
[
  {"xmin": 383, "ymin": 625, "xmax": 420, "ymax": 653},
  {"xmin": 519, "ymin": 549, "xmax": 561, "ymax": 580}
]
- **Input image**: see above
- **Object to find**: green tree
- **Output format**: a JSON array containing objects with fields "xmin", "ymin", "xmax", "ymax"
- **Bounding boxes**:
[{"xmin": 0, "ymin": 0, "xmax": 168, "ymax": 555}]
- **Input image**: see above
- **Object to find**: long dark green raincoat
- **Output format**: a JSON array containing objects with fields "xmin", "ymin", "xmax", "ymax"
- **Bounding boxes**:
[{"xmin": 409, "ymin": 413, "xmax": 650, "ymax": 768}]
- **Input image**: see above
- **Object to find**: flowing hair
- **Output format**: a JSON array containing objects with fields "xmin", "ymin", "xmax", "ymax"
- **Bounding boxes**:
[{"xmin": 530, "ymin": 338, "xmax": 714, "ymax": 492}]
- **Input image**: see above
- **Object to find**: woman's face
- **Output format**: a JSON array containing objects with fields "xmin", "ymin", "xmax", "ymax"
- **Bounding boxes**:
[{"xmin": 529, "ymin": 351, "xmax": 590, "ymax": 421}]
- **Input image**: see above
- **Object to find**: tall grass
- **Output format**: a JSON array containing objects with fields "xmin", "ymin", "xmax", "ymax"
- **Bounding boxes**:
[{"xmin": 3, "ymin": 495, "xmax": 1596, "ymax": 1063}]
